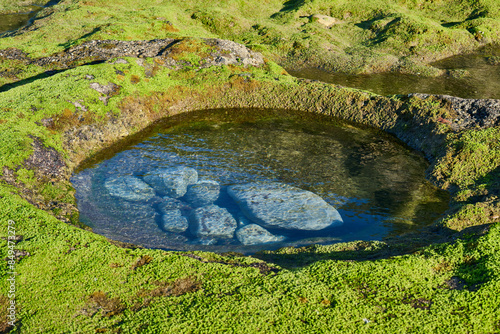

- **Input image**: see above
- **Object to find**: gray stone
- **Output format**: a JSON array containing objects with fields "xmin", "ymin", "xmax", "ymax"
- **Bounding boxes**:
[
  {"xmin": 227, "ymin": 182, "xmax": 343, "ymax": 230},
  {"xmin": 235, "ymin": 224, "xmax": 285, "ymax": 245},
  {"xmin": 184, "ymin": 180, "xmax": 220, "ymax": 208},
  {"xmin": 311, "ymin": 14, "xmax": 343, "ymax": 28},
  {"xmin": 161, "ymin": 209, "xmax": 189, "ymax": 233},
  {"xmin": 104, "ymin": 175, "xmax": 156, "ymax": 201},
  {"xmin": 143, "ymin": 166, "xmax": 198, "ymax": 198},
  {"xmin": 189, "ymin": 205, "xmax": 237, "ymax": 238},
  {"xmin": 409, "ymin": 93, "xmax": 500, "ymax": 129},
  {"xmin": 157, "ymin": 197, "xmax": 191, "ymax": 214}
]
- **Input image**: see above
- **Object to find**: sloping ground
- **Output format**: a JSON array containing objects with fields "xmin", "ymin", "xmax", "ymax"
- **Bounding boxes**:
[
  {"xmin": 0, "ymin": 0, "xmax": 50, "ymax": 14},
  {"xmin": 1, "ymin": 0, "xmax": 500, "ymax": 80},
  {"xmin": 0, "ymin": 0, "xmax": 499, "ymax": 332}
]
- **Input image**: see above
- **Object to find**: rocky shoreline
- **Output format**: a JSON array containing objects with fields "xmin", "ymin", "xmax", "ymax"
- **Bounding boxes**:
[{"xmin": 410, "ymin": 93, "xmax": 500, "ymax": 130}]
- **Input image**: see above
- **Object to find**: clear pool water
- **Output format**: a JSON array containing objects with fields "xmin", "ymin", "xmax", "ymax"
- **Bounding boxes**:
[{"xmin": 72, "ymin": 109, "xmax": 449, "ymax": 254}]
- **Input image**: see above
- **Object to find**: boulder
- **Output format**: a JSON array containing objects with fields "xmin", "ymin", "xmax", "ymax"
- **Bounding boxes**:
[
  {"xmin": 227, "ymin": 182, "xmax": 343, "ymax": 230},
  {"xmin": 161, "ymin": 209, "xmax": 189, "ymax": 233},
  {"xmin": 143, "ymin": 166, "xmax": 198, "ymax": 198},
  {"xmin": 235, "ymin": 224, "xmax": 285, "ymax": 245},
  {"xmin": 188, "ymin": 205, "xmax": 237, "ymax": 238},
  {"xmin": 311, "ymin": 14, "xmax": 343, "ymax": 28},
  {"xmin": 109, "ymin": 198, "xmax": 158, "ymax": 222},
  {"xmin": 184, "ymin": 180, "xmax": 220, "ymax": 208},
  {"xmin": 104, "ymin": 175, "xmax": 156, "ymax": 201}
]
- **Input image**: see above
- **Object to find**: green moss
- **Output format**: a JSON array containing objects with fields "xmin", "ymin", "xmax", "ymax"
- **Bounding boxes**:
[
  {"xmin": 434, "ymin": 128, "xmax": 500, "ymax": 190},
  {"xmin": 1, "ymin": 184, "xmax": 499, "ymax": 332},
  {"xmin": 2, "ymin": 0, "xmax": 499, "ymax": 74}
]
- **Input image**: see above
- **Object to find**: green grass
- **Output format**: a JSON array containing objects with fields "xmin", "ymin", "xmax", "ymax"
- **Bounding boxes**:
[
  {"xmin": 1, "ymin": 184, "xmax": 499, "ymax": 332},
  {"xmin": 0, "ymin": 0, "xmax": 49, "ymax": 13},
  {"xmin": 2, "ymin": 0, "xmax": 500, "ymax": 74}
]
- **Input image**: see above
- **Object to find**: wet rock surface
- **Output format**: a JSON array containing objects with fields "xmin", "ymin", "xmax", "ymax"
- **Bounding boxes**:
[
  {"xmin": 157, "ymin": 197, "xmax": 192, "ymax": 213},
  {"xmin": 184, "ymin": 180, "xmax": 220, "ymax": 208},
  {"xmin": 227, "ymin": 182, "xmax": 344, "ymax": 231},
  {"xmin": 104, "ymin": 175, "xmax": 156, "ymax": 201},
  {"xmin": 78, "ymin": 162, "xmax": 346, "ymax": 250},
  {"xmin": 410, "ymin": 93, "xmax": 500, "ymax": 129},
  {"xmin": 161, "ymin": 209, "xmax": 189, "ymax": 233}
]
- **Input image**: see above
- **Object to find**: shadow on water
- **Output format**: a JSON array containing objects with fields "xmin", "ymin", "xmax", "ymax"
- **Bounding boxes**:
[
  {"xmin": 0, "ymin": 0, "xmax": 61, "ymax": 35},
  {"xmin": 287, "ymin": 45, "xmax": 500, "ymax": 99},
  {"xmin": 252, "ymin": 223, "xmax": 492, "ymax": 270}
]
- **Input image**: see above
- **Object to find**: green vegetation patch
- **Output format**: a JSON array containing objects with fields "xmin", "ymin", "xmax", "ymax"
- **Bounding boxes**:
[
  {"xmin": 434, "ymin": 128, "xmax": 500, "ymax": 191},
  {"xmin": 1, "ymin": 184, "xmax": 499, "ymax": 332},
  {"xmin": 2, "ymin": 0, "xmax": 500, "ymax": 74}
]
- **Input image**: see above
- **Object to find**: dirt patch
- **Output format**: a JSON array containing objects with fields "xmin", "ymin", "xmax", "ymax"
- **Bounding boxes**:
[
  {"xmin": 131, "ymin": 255, "xmax": 153, "ymax": 270},
  {"xmin": 80, "ymin": 291, "xmax": 126, "ymax": 318},
  {"xmin": 23, "ymin": 136, "xmax": 66, "ymax": 179},
  {"xmin": 0, "ymin": 295, "xmax": 15, "ymax": 334},
  {"xmin": 443, "ymin": 276, "xmax": 466, "ymax": 290},
  {"xmin": 132, "ymin": 276, "xmax": 202, "ymax": 311}
]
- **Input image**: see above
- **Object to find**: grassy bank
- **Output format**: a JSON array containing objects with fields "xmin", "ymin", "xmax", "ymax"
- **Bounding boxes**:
[
  {"xmin": 0, "ymin": 0, "xmax": 499, "ymax": 332},
  {"xmin": 1, "ymin": 0, "xmax": 500, "ymax": 77}
]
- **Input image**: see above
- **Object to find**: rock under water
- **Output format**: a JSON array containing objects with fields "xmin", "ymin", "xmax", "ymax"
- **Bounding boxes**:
[
  {"xmin": 235, "ymin": 224, "xmax": 286, "ymax": 245},
  {"xmin": 143, "ymin": 166, "xmax": 198, "ymax": 198},
  {"xmin": 104, "ymin": 175, "xmax": 156, "ymax": 201},
  {"xmin": 227, "ymin": 182, "xmax": 344, "ymax": 230}
]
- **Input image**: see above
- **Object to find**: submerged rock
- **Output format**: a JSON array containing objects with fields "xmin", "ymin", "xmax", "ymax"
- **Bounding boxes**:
[
  {"xmin": 157, "ymin": 197, "xmax": 191, "ymax": 214},
  {"xmin": 161, "ymin": 209, "xmax": 189, "ymax": 233},
  {"xmin": 184, "ymin": 180, "xmax": 220, "ymax": 208},
  {"xmin": 104, "ymin": 175, "xmax": 156, "ymax": 201},
  {"xmin": 109, "ymin": 199, "xmax": 158, "ymax": 223},
  {"xmin": 237, "ymin": 215, "xmax": 252, "ymax": 227},
  {"xmin": 188, "ymin": 237, "xmax": 218, "ymax": 246},
  {"xmin": 188, "ymin": 204, "xmax": 237, "ymax": 238},
  {"xmin": 143, "ymin": 166, "xmax": 198, "ymax": 198},
  {"xmin": 227, "ymin": 182, "xmax": 343, "ymax": 230},
  {"xmin": 235, "ymin": 224, "xmax": 285, "ymax": 245}
]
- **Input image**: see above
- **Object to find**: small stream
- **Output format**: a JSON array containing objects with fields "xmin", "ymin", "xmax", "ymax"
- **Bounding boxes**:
[
  {"xmin": 0, "ymin": 0, "xmax": 60, "ymax": 35},
  {"xmin": 288, "ymin": 45, "xmax": 500, "ymax": 99}
]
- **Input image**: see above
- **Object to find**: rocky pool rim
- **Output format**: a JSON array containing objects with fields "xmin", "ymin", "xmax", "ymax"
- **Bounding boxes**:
[{"xmin": 70, "ymin": 107, "xmax": 455, "ymax": 253}]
